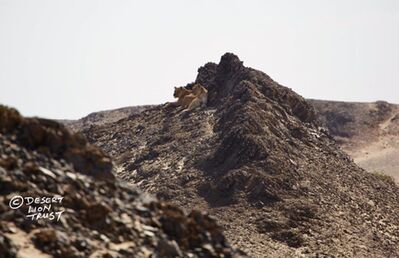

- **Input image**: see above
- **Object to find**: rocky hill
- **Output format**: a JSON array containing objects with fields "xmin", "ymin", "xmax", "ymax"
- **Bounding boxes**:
[
  {"xmin": 310, "ymin": 100, "xmax": 399, "ymax": 182},
  {"xmin": 0, "ymin": 105, "xmax": 244, "ymax": 258},
  {"xmin": 76, "ymin": 53, "xmax": 399, "ymax": 257}
]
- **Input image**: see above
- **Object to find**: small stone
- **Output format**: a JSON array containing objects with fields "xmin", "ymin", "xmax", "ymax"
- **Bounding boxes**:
[
  {"xmin": 38, "ymin": 167, "xmax": 57, "ymax": 179},
  {"xmin": 100, "ymin": 234, "xmax": 110, "ymax": 243},
  {"xmin": 66, "ymin": 172, "xmax": 77, "ymax": 180}
]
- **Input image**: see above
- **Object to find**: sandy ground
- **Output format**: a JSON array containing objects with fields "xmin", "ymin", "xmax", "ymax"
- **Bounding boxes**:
[{"xmin": 5, "ymin": 223, "xmax": 52, "ymax": 258}]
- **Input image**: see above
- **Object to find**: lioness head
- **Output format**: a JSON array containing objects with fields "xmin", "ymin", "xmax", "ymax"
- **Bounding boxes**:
[
  {"xmin": 174, "ymin": 86, "xmax": 191, "ymax": 98},
  {"xmin": 173, "ymin": 87, "xmax": 181, "ymax": 98}
]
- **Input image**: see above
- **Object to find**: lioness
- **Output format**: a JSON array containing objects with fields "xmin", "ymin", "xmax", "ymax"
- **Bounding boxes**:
[
  {"xmin": 173, "ymin": 84, "xmax": 208, "ymax": 110},
  {"xmin": 173, "ymin": 87, "xmax": 196, "ymax": 109},
  {"xmin": 192, "ymin": 84, "xmax": 208, "ymax": 107}
]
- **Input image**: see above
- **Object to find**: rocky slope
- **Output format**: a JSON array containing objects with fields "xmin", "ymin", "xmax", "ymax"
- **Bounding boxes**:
[
  {"xmin": 77, "ymin": 53, "xmax": 399, "ymax": 257},
  {"xmin": 0, "ymin": 105, "xmax": 244, "ymax": 258},
  {"xmin": 62, "ymin": 96, "xmax": 399, "ymax": 185},
  {"xmin": 310, "ymin": 100, "xmax": 399, "ymax": 182}
]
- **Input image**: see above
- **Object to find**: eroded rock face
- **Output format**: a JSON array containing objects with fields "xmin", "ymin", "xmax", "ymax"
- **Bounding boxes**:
[
  {"xmin": 0, "ymin": 105, "xmax": 244, "ymax": 258},
  {"xmin": 79, "ymin": 53, "xmax": 399, "ymax": 257},
  {"xmin": 0, "ymin": 106, "xmax": 113, "ymax": 181}
]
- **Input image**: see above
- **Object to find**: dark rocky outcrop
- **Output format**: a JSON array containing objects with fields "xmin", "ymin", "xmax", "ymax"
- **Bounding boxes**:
[{"xmin": 0, "ymin": 106, "xmax": 113, "ymax": 180}]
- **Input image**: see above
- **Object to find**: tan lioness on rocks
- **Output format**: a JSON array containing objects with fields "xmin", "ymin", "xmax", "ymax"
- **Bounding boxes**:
[
  {"xmin": 173, "ymin": 87, "xmax": 192, "ymax": 107},
  {"xmin": 173, "ymin": 84, "xmax": 208, "ymax": 110},
  {"xmin": 192, "ymin": 84, "xmax": 208, "ymax": 107},
  {"xmin": 173, "ymin": 87, "xmax": 197, "ymax": 109}
]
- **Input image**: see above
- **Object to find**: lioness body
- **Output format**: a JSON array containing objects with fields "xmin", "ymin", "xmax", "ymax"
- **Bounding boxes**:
[
  {"xmin": 173, "ymin": 84, "xmax": 208, "ymax": 110},
  {"xmin": 192, "ymin": 84, "xmax": 208, "ymax": 107},
  {"xmin": 173, "ymin": 87, "xmax": 192, "ymax": 105}
]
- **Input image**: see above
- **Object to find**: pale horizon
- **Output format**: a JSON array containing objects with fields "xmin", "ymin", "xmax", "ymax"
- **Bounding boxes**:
[{"xmin": 1, "ymin": 0, "xmax": 398, "ymax": 119}]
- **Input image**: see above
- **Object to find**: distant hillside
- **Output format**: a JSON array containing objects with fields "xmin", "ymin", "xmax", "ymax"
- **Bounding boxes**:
[
  {"xmin": 60, "ymin": 105, "xmax": 154, "ymax": 132},
  {"xmin": 310, "ymin": 99, "xmax": 399, "ymax": 182}
]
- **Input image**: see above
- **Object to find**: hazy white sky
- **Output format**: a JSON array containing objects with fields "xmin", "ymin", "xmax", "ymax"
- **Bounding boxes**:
[{"xmin": 0, "ymin": 0, "xmax": 398, "ymax": 119}]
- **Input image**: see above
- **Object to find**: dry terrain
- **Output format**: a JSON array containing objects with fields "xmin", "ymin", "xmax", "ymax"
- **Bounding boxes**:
[{"xmin": 67, "ymin": 53, "xmax": 399, "ymax": 257}]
